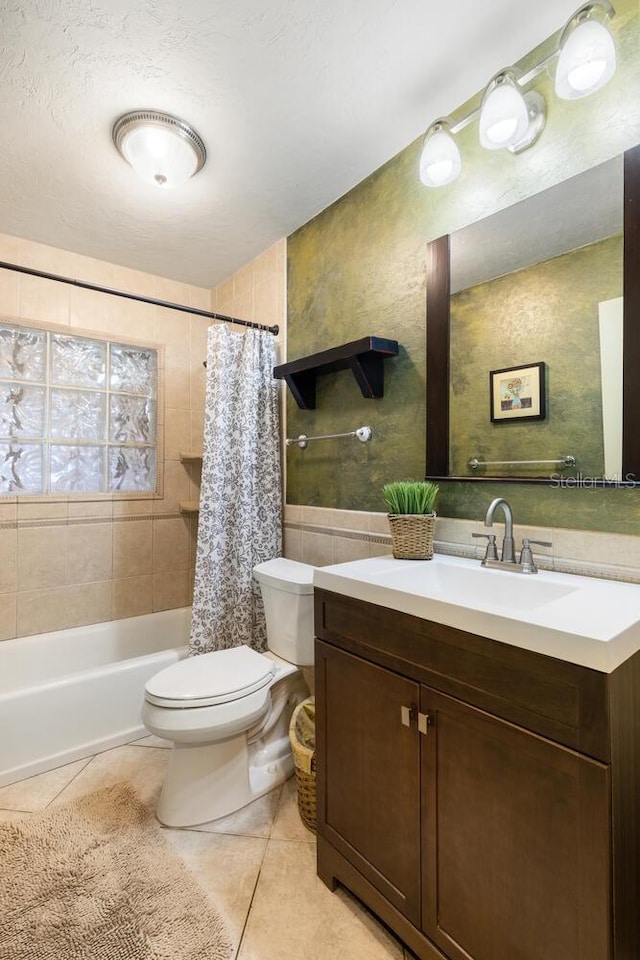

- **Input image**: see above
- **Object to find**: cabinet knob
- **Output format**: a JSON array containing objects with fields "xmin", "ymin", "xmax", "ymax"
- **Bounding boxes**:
[{"xmin": 400, "ymin": 705, "xmax": 415, "ymax": 728}]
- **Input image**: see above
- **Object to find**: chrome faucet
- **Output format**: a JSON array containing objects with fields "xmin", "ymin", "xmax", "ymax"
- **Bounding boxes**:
[{"xmin": 484, "ymin": 498, "xmax": 516, "ymax": 564}]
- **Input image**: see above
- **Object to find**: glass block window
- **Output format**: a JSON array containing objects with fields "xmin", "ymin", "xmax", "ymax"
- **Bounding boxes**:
[{"xmin": 0, "ymin": 324, "xmax": 158, "ymax": 495}]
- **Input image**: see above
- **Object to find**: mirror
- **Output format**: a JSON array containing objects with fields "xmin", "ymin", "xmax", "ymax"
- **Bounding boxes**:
[{"xmin": 426, "ymin": 143, "xmax": 640, "ymax": 485}]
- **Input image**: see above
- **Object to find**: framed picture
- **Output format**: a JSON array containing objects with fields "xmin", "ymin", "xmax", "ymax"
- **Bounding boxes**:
[{"xmin": 490, "ymin": 362, "xmax": 546, "ymax": 422}]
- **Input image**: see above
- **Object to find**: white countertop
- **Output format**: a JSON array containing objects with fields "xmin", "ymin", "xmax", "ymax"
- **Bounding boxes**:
[{"xmin": 313, "ymin": 553, "xmax": 640, "ymax": 673}]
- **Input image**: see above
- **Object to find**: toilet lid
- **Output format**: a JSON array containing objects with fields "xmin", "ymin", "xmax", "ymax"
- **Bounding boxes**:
[{"xmin": 145, "ymin": 645, "xmax": 276, "ymax": 708}]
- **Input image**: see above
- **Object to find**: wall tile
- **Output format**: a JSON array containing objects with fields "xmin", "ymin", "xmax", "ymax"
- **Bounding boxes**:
[
  {"xmin": 190, "ymin": 410, "xmax": 205, "ymax": 452},
  {"xmin": 369, "ymin": 541, "xmax": 393, "ymax": 558},
  {"xmin": 368, "ymin": 512, "xmax": 391, "ymax": 535},
  {"xmin": 0, "ymin": 593, "xmax": 16, "ymax": 640},
  {"xmin": 164, "ymin": 362, "xmax": 190, "ymax": 410},
  {"xmin": 0, "ymin": 270, "xmax": 19, "ymax": 316},
  {"xmin": 164, "ymin": 408, "xmax": 191, "ymax": 461},
  {"xmin": 64, "ymin": 581, "xmax": 112, "ymax": 629},
  {"xmin": 112, "ymin": 575, "xmax": 153, "ymax": 619},
  {"xmin": 301, "ymin": 506, "xmax": 333, "ymax": 528},
  {"xmin": 17, "ymin": 525, "xmax": 68, "ymax": 591},
  {"xmin": 190, "ymin": 316, "xmax": 209, "ymax": 358},
  {"xmin": 330, "ymin": 509, "xmax": 370, "ymax": 532},
  {"xmin": 301, "ymin": 531, "xmax": 334, "ymax": 566},
  {"xmin": 67, "ymin": 500, "xmax": 113, "ymax": 520},
  {"xmin": 69, "ymin": 286, "xmax": 112, "ymax": 333},
  {"xmin": 153, "ymin": 516, "xmax": 190, "ymax": 572},
  {"xmin": 188, "ymin": 286, "xmax": 210, "ymax": 311},
  {"xmin": 0, "ymin": 233, "xmax": 20, "ymax": 261},
  {"xmin": 17, "ymin": 501, "xmax": 68, "ymax": 522},
  {"xmin": 112, "ymin": 498, "xmax": 153, "ymax": 517},
  {"xmin": 153, "ymin": 570, "xmax": 189, "ymax": 611},
  {"xmin": 283, "ymin": 527, "xmax": 303, "ymax": 562},
  {"xmin": 109, "ymin": 297, "xmax": 154, "ymax": 340},
  {"xmin": 113, "ymin": 519, "xmax": 153, "ymax": 579},
  {"xmin": 284, "ymin": 504, "xmax": 303, "ymax": 523},
  {"xmin": 153, "ymin": 308, "xmax": 190, "ymax": 357},
  {"xmin": 553, "ymin": 527, "xmax": 640, "ymax": 569},
  {"xmin": 333, "ymin": 536, "xmax": 370, "ymax": 563},
  {"xmin": 233, "ymin": 265, "xmax": 254, "ymax": 302},
  {"xmin": 19, "ymin": 275, "xmax": 69, "ymax": 325},
  {"xmin": 153, "ymin": 460, "xmax": 191, "ymax": 515},
  {"xmin": 17, "ymin": 581, "xmax": 111, "ymax": 636},
  {"xmin": 0, "ymin": 500, "xmax": 17, "ymax": 524},
  {"xmin": 0, "ymin": 529, "xmax": 17, "ymax": 594},
  {"xmin": 66, "ymin": 522, "xmax": 113, "ymax": 585}
]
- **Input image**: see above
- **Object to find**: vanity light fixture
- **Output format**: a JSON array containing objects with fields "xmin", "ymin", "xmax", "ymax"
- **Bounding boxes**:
[
  {"xmin": 555, "ymin": 4, "xmax": 617, "ymax": 99},
  {"xmin": 419, "ymin": 121, "xmax": 462, "ymax": 187},
  {"xmin": 419, "ymin": 1, "xmax": 616, "ymax": 187},
  {"xmin": 478, "ymin": 72, "xmax": 546, "ymax": 153},
  {"xmin": 112, "ymin": 111, "xmax": 207, "ymax": 188}
]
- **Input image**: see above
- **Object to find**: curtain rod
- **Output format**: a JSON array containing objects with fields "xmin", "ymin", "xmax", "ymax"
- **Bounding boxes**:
[{"xmin": 0, "ymin": 260, "xmax": 279, "ymax": 336}]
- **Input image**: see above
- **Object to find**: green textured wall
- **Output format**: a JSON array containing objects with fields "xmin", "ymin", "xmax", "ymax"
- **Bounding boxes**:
[
  {"xmin": 286, "ymin": 0, "xmax": 640, "ymax": 531},
  {"xmin": 450, "ymin": 236, "xmax": 623, "ymax": 478}
]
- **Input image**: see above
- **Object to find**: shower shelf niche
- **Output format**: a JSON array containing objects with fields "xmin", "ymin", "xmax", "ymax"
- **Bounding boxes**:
[
  {"xmin": 273, "ymin": 336, "xmax": 399, "ymax": 409},
  {"xmin": 179, "ymin": 501, "xmax": 200, "ymax": 514},
  {"xmin": 180, "ymin": 451, "xmax": 203, "ymax": 462}
]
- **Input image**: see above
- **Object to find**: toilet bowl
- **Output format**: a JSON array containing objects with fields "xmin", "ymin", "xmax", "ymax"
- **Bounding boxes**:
[{"xmin": 142, "ymin": 558, "xmax": 315, "ymax": 827}]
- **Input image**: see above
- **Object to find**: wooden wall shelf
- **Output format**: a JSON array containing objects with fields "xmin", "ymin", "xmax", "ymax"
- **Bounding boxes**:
[{"xmin": 273, "ymin": 336, "xmax": 399, "ymax": 410}]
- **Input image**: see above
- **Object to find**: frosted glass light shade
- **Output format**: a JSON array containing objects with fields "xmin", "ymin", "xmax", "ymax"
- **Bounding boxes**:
[
  {"xmin": 419, "ymin": 124, "xmax": 462, "ymax": 187},
  {"xmin": 479, "ymin": 76, "xmax": 530, "ymax": 150},
  {"xmin": 555, "ymin": 17, "xmax": 616, "ymax": 99},
  {"xmin": 113, "ymin": 112, "xmax": 206, "ymax": 188}
]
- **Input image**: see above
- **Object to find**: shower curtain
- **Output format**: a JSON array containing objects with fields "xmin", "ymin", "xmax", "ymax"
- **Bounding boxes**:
[{"xmin": 189, "ymin": 324, "xmax": 282, "ymax": 655}]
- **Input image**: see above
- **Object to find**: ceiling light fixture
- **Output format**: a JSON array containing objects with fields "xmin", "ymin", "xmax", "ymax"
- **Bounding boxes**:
[
  {"xmin": 419, "ymin": 1, "xmax": 616, "ymax": 187},
  {"xmin": 112, "ymin": 111, "xmax": 207, "ymax": 189}
]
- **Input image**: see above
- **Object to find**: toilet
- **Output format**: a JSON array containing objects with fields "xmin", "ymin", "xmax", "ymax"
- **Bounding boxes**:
[{"xmin": 141, "ymin": 558, "xmax": 315, "ymax": 827}]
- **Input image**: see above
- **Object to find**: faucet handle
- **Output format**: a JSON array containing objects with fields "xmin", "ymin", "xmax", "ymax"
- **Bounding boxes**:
[
  {"xmin": 472, "ymin": 532, "xmax": 499, "ymax": 564},
  {"xmin": 519, "ymin": 538, "xmax": 552, "ymax": 574}
]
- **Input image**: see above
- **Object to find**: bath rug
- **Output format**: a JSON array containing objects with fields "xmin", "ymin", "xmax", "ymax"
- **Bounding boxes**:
[{"xmin": 0, "ymin": 782, "xmax": 233, "ymax": 960}]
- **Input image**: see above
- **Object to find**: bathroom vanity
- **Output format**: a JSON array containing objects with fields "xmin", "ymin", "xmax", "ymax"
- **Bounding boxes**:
[{"xmin": 313, "ymin": 555, "xmax": 640, "ymax": 960}]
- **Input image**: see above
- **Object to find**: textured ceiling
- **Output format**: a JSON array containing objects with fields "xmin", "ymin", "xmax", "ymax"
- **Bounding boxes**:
[{"xmin": 0, "ymin": 0, "xmax": 579, "ymax": 287}]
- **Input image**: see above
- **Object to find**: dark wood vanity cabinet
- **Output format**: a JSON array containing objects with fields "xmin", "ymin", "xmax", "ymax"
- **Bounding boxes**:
[{"xmin": 315, "ymin": 589, "xmax": 640, "ymax": 960}]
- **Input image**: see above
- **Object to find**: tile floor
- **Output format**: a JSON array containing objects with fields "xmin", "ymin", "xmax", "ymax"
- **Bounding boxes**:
[{"xmin": 0, "ymin": 738, "xmax": 414, "ymax": 959}]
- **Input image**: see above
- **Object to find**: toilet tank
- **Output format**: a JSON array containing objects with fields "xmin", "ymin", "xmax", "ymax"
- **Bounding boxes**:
[{"xmin": 253, "ymin": 558, "xmax": 315, "ymax": 666}]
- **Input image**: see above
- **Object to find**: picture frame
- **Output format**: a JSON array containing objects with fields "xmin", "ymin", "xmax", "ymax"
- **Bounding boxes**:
[{"xmin": 490, "ymin": 361, "xmax": 546, "ymax": 422}]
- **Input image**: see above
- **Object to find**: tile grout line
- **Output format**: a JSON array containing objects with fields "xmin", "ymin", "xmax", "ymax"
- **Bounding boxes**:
[
  {"xmin": 44, "ymin": 755, "xmax": 95, "ymax": 808},
  {"xmin": 233, "ymin": 829, "xmax": 269, "ymax": 959},
  {"xmin": 233, "ymin": 783, "xmax": 285, "ymax": 959}
]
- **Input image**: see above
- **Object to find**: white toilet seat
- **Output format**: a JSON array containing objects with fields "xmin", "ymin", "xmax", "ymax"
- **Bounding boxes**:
[
  {"xmin": 144, "ymin": 645, "xmax": 275, "ymax": 709},
  {"xmin": 142, "ymin": 683, "xmax": 274, "ymax": 745}
]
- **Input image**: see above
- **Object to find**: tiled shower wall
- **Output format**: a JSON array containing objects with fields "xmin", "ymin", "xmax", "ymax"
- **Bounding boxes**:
[
  {"xmin": 0, "ymin": 231, "xmax": 210, "ymax": 639},
  {"xmin": 210, "ymin": 238, "xmax": 288, "ymax": 463}
]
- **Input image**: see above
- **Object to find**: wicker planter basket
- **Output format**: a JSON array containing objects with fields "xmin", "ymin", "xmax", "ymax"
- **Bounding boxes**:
[
  {"xmin": 388, "ymin": 513, "xmax": 436, "ymax": 560},
  {"xmin": 288, "ymin": 697, "xmax": 316, "ymax": 834}
]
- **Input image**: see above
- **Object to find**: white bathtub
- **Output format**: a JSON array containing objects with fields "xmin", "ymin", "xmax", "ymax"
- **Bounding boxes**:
[{"xmin": 0, "ymin": 607, "xmax": 190, "ymax": 788}]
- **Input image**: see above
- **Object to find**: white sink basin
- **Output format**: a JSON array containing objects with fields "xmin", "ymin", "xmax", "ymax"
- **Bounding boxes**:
[
  {"xmin": 313, "ymin": 553, "xmax": 640, "ymax": 673},
  {"xmin": 372, "ymin": 561, "xmax": 577, "ymax": 612}
]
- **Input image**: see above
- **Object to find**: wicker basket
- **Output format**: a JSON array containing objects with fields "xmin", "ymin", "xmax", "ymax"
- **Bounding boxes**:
[
  {"xmin": 388, "ymin": 513, "xmax": 436, "ymax": 560},
  {"xmin": 289, "ymin": 697, "xmax": 316, "ymax": 834}
]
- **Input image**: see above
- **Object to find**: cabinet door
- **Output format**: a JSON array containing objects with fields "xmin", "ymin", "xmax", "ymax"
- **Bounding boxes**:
[
  {"xmin": 421, "ymin": 688, "xmax": 611, "ymax": 960},
  {"xmin": 316, "ymin": 640, "xmax": 422, "ymax": 925}
]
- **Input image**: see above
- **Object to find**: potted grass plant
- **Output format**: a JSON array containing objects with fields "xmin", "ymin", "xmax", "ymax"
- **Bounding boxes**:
[{"xmin": 383, "ymin": 480, "xmax": 439, "ymax": 560}]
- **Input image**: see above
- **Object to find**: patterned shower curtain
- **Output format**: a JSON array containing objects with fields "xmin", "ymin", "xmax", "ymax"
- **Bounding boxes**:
[{"xmin": 189, "ymin": 325, "xmax": 282, "ymax": 655}]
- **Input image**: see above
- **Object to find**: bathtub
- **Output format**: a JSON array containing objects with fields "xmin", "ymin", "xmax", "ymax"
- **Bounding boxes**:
[{"xmin": 0, "ymin": 607, "xmax": 190, "ymax": 788}]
